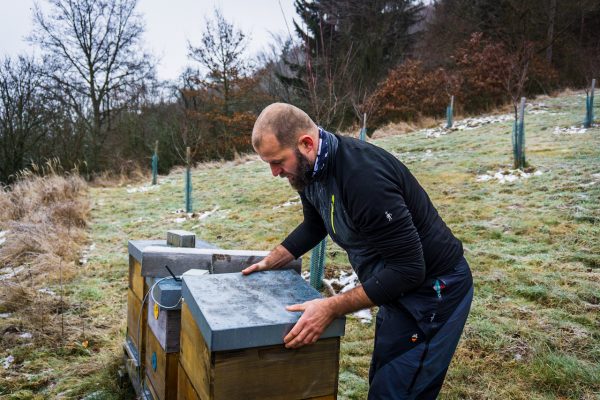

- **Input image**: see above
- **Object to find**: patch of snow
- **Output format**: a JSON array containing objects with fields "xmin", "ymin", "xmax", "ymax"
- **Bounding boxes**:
[
  {"xmin": 126, "ymin": 184, "xmax": 159, "ymax": 194},
  {"xmin": 19, "ymin": 332, "xmax": 32, "ymax": 339},
  {"xmin": 0, "ymin": 313, "xmax": 11, "ymax": 318},
  {"xmin": 174, "ymin": 217, "xmax": 187, "ymax": 224},
  {"xmin": 0, "ymin": 266, "xmax": 25, "ymax": 281},
  {"xmin": 273, "ymin": 197, "xmax": 301, "ymax": 210},
  {"xmin": 38, "ymin": 288, "xmax": 57, "ymax": 296},
  {"xmin": 476, "ymin": 169, "xmax": 543, "ymax": 184},
  {"xmin": 553, "ymin": 126, "xmax": 587, "ymax": 135},
  {"xmin": 79, "ymin": 243, "xmax": 96, "ymax": 265},
  {"xmin": 198, "ymin": 206, "xmax": 219, "ymax": 220},
  {"xmin": 2, "ymin": 355, "xmax": 14, "ymax": 369},
  {"xmin": 352, "ymin": 308, "xmax": 373, "ymax": 324},
  {"xmin": 425, "ymin": 114, "xmax": 513, "ymax": 138},
  {"xmin": 0, "ymin": 230, "xmax": 8, "ymax": 246}
]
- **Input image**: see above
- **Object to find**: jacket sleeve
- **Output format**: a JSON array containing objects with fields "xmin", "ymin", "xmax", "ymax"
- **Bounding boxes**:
[
  {"xmin": 281, "ymin": 192, "xmax": 327, "ymax": 259},
  {"xmin": 342, "ymin": 153, "xmax": 426, "ymax": 305}
]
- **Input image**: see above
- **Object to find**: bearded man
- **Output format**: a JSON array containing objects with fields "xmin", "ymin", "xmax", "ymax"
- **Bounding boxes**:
[{"xmin": 242, "ymin": 103, "xmax": 473, "ymax": 400}]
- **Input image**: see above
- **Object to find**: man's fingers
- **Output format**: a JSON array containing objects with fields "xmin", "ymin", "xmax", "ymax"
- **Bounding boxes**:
[
  {"xmin": 286, "ymin": 303, "xmax": 306, "ymax": 312},
  {"xmin": 285, "ymin": 329, "xmax": 310, "ymax": 348},
  {"xmin": 284, "ymin": 318, "xmax": 304, "ymax": 344},
  {"xmin": 241, "ymin": 264, "xmax": 259, "ymax": 275}
]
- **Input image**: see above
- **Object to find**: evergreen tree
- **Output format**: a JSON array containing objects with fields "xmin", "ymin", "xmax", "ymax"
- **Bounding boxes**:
[{"xmin": 279, "ymin": 0, "xmax": 424, "ymax": 129}]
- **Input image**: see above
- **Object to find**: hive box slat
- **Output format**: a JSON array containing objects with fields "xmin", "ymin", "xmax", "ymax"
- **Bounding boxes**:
[
  {"xmin": 177, "ymin": 362, "xmax": 201, "ymax": 400},
  {"xmin": 146, "ymin": 327, "xmax": 179, "ymax": 400},
  {"xmin": 129, "ymin": 256, "xmax": 147, "ymax": 301},
  {"xmin": 176, "ymin": 355, "xmax": 335, "ymax": 400},
  {"xmin": 180, "ymin": 303, "xmax": 212, "ymax": 400},
  {"xmin": 127, "ymin": 289, "xmax": 146, "ymax": 359},
  {"xmin": 211, "ymin": 337, "xmax": 340, "ymax": 399}
]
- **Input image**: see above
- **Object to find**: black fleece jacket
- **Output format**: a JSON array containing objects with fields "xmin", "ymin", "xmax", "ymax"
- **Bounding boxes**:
[{"xmin": 281, "ymin": 133, "xmax": 464, "ymax": 306}]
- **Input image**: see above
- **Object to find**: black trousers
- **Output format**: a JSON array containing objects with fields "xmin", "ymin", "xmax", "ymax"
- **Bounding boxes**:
[{"xmin": 368, "ymin": 257, "xmax": 473, "ymax": 399}]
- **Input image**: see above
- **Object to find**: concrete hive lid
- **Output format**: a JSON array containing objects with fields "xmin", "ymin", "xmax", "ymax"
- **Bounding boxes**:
[
  {"xmin": 181, "ymin": 270, "xmax": 346, "ymax": 352},
  {"xmin": 128, "ymin": 239, "xmax": 218, "ymax": 263}
]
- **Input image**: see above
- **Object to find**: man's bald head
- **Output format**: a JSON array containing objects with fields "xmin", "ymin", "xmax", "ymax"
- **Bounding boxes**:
[{"xmin": 252, "ymin": 103, "xmax": 318, "ymax": 150}]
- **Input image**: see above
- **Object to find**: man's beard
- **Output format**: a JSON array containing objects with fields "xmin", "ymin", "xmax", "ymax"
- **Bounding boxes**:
[{"xmin": 287, "ymin": 148, "xmax": 313, "ymax": 191}]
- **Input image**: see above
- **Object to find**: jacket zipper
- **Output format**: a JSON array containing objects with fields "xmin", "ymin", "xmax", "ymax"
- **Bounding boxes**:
[{"xmin": 330, "ymin": 194, "xmax": 337, "ymax": 234}]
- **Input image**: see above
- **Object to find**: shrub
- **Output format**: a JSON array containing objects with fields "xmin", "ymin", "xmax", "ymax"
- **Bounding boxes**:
[
  {"xmin": 452, "ymin": 32, "xmax": 512, "ymax": 113},
  {"xmin": 367, "ymin": 60, "xmax": 458, "ymax": 129}
]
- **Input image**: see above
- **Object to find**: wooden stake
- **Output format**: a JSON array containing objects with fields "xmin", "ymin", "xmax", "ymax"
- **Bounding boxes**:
[
  {"xmin": 152, "ymin": 140, "xmax": 159, "ymax": 185},
  {"xmin": 185, "ymin": 147, "xmax": 192, "ymax": 213}
]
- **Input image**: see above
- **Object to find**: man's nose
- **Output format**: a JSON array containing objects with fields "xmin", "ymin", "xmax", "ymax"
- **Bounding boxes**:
[{"xmin": 270, "ymin": 164, "xmax": 282, "ymax": 177}]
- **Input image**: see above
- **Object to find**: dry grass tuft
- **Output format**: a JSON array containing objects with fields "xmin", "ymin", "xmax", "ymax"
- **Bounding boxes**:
[
  {"xmin": 0, "ymin": 167, "xmax": 89, "ymax": 346},
  {"xmin": 90, "ymin": 160, "xmax": 148, "ymax": 187}
]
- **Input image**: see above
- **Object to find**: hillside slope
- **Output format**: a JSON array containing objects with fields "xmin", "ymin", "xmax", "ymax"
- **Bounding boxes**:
[{"xmin": 1, "ymin": 91, "xmax": 598, "ymax": 399}]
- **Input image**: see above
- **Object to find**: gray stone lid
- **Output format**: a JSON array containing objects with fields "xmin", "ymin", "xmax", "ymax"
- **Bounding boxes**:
[
  {"xmin": 181, "ymin": 270, "xmax": 346, "ymax": 352},
  {"xmin": 128, "ymin": 239, "xmax": 218, "ymax": 263}
]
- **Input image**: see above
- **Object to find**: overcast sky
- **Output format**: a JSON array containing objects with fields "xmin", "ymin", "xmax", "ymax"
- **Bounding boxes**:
[{"xmin": 0, "ymin": 0, "xmax": 297, "ymax": 82}]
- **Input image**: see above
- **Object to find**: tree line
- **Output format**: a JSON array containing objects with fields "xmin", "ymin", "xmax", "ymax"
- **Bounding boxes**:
[{"xmin": 1, "ymin": 0, "xmax": 599, "ymax": 184}]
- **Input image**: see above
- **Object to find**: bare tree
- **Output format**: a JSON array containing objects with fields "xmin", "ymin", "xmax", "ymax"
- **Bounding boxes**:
[
  {"xmin": 30, "ymin": 0, "xmax": 154, "ymax": 170},
  {"xmin": 188, "ymin": 8, "xmax": 248, "ymax": 116},
  {"xmin": 0, "ymin": 57, "xmax": 49, "ymax": 184}
]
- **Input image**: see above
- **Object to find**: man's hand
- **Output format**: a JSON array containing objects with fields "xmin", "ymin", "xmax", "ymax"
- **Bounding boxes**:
[
  {"xmin": 284, "ymin": 285, "xmax": 375, "ymax": 349},
  {"xmin": 284, "ymin": 298, "xmax": 335, "ymax": 349},
  {"xmin": 241, "ymin": 258, "xmax": 270, "ymax": 275},
  {"xmin": 241, "ymin": 244, "xmax": 294, "ymax": 275}
]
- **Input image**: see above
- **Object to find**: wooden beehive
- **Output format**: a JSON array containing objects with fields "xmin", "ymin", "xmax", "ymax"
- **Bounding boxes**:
[
  {"xmin": 178, "ymin": 270, "xmax": 345, "ymax": 400},
  {"xmin": 125, "ymin": 237, "xmax": 217, "ymax": 398},
  {"xmin": 125, "ymin": 236, "xmax": 303, "ymax": 399}
]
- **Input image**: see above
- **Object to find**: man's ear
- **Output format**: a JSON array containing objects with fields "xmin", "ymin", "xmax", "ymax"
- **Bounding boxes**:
[{"xmin": 297, "ymin": 135, "xmax": 315, "ymax": 152}]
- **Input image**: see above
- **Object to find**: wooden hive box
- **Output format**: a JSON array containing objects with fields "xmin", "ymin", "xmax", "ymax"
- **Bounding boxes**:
[
  {"xmin": 126, "ymin": 237, "xmax": 218, "ymax": 398},
  {"xmin": 178, "ymin": 270, "xmax": 345, "ymax": 400}
]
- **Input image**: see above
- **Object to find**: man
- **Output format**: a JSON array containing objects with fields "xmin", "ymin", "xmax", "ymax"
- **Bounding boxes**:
[{"xmin": 242, "ymin": 103, "xmax": 473, "ymax": 399}]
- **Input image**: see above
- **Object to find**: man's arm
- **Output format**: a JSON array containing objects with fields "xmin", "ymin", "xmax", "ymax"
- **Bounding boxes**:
[{"xmin": 283, "ymin": 284, "xmax": 374, "ymax": 349}]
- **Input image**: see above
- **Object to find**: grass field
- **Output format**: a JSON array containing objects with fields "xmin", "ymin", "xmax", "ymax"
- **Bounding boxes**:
[{"xmin": 0, "ymin": 90, "xmax": 599, "ymax": 399}]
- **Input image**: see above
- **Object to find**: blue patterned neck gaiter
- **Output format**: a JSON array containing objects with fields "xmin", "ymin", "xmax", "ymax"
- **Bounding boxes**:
[{"xmin": 311, "ymin": 127, "xmax": 330, "ymax": 179}]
